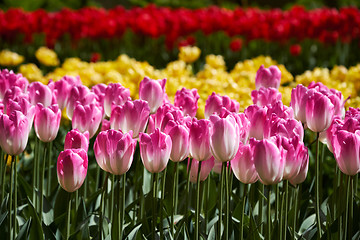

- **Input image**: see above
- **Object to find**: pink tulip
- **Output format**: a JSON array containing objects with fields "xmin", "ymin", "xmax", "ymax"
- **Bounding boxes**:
[
  {"xmin": 160, "ymin": 109, "xmax": 191, "ymax": 134},
  {"xmin": 139, "ymin": 128, "xmax": 172, "ymax": 173},
  {"xmin": 290, "ymin": 84, "xmax": 309, "ymax": 123},
  {"xmin": 103, "ymin": 83, "xmax": 131, "ymax": 117},
  {"xmin": 0, "ymin": 69, "xmax": 28, "ymax": 100},
  {"xmin": 245, "ymin": 105, "xmax": 267, "ymax": 140},
  {"xmin": 6, "ymin": 97, "xmax": 35, "ymax": 128},
  {"xmin": 94, "ymin": 130, "xmax": 137, "ymax": 175},
  {"xmin": 250, "ymin": 138, "xmax": 285, "ymax": 185},
  {"xmin": 0, "ymin": 111, "xmax": 30, "ymax": 155},
  {"xmin": 231, "ymin": 143, "xmax": 258, "ymax": 184},
  {"xmin": 91, "ymin": 83, "xmax": 107, "ymax": 107},
  {"xmin": 264, "ymin": 116, "xmax": 304, "ymax": 141},
  {"xmin": 168, "ymin": 124, "xmax": 190, "ymax": 162},
  {"xmin": 57, "ymin": 148, "xmax": 88, "ymax": 192},
  {"xmin": 332, "ymin": 130, "xmax": 360, "ymax": 176},
  {"xmin": 174, "ymin": 88, "xmax": 199, "ymax": 118},
  {"xmin": 51, "ymin": 76, "xmax": 81, "ymax": 110},
  {"xmin": 34, "ymin": 104, "xmax": 61, "ymax": 142},
  {"xmin": 66, "ymin": 85, "xmax": 96, "ymax": 120},
  {"xmin": 209, "ymin": 114, "xmax": 240, "ymax": 162},
  {"xmin": 64, "ymin": 129, "xmax": 90, "ymax": 152},
  {"xmin": 72, "ymin": 103, "xmax": 103, "ymax": 138},
  {"xmin": 251, "ymin": 87, "xmax": 282, "ymax": 107},
  {"xmin": 266, "ymin": 101, "xmax": 294, "ymax": 119},
  {"xmin": 28, "ymin": 82, "xmax": 54, "ymax": 107},
  {"xmin": 3, "ymin": 86, "xmax": 28, "ymax": 109},
  {"xmin": 101, "ymin": 119, "xmax": 111, "ymax": 132},
  {"xmin": 204, "ymin": 92, "xmax": 239, "ymax": 119},
  {"xmin": 255, "ymin": 65, "xmax": 281, "ymax": 90},
  {"xmin": 306, "ymin": 89, "xmax": 334, "ymax": 132},
  {"xmin": 110, "ymin": 100, "xmax": 150, "ymax": 138},
  {"xmin": 147, "ymin": 103, "xmax": 179, "ymax": 133},
  {"xmin": 189, "ymin": 157, "xmax": 215, "ymax": 183},
  {"xmin": 289, "ymin": 147, "xmax": 309, "ymax": 186},
  {"xmin": 139, "ymin": 77, "xmax": 166, "ymax": 113},
  {"xmin": 188, "ymin": 118, "xmax": 212, "ymax": 161}
]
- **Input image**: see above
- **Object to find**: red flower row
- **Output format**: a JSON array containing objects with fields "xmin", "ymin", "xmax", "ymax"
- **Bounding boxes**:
[{"xmin": 1, "ymin": 5, "xmax": 359, "ymax": 48}]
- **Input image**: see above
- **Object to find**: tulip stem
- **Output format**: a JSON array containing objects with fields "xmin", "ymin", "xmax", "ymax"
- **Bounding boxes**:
[
  {"xmin": 185, "ymin": 158, "xmax": 192, "ymax": 233},
  {"xmin": 240, "ymin": 184, "xmax": 248, "ymax": 240},
  {"xmin": 218, "ymin": 162, "xmax": 225, "ymax": 239},
  {"xmin": 350, "ymin": 175, "xmax": 354, "ymax": 238},
  {"xmin": 1, "ymin": 152, "xmax": 5, "ymax": 201},
  {"xmin": 284, "ymin": 180, "xmax": 288, "ymax": 240},
  {"xmin": 293, "ymin": 185, "xmax": 298, "ymax": 238},
  {"xmin": 160, "ymin": 168, "xmax": 167, "ymax": 240},
  {"xmin": 275, "ymin": 184, "xmax": 279, "ymax": 223},
  {"xmin": 259, "ymin": 183, "xmax": 264, "ymax": 235},
  {"xmin": 32, "ymin": 138, "xmax": 38, "ymax": 205},
  {"xmin": 66, "ymin": 192, "xmax": 72, "ymax": 240},
  {"xmin": 13, "ymin": 156, "xmax": 17, "ymax": 238},
  {"xmin": 47, "ymin": 141, "xmax": 53, "ymax": 196},
  {"xmin": 99, "ymin": 173, "xmax": 109, "ymax": 240},
  {"xmin": 119, "ymin": 173, "xmax": 126, "ymax": 240},
  {"xmin": 9, "ymin": 158, "xmax": 13, "ymax": 239},
  {"xmin": 315, "ymin": 133, "xmax": 322, "ymax": 238},
  {"xmin": 204, "ymin": 175, "xmax": 210, "ymax": 234},
  {"xmin": 39, "ymin": 144, "xmax": 47, "ymax": 223},
  {"xmin": 152, "ymin": 173, "xmax": 158, "ymax": 240},
  {"xmin": 171, "ymin": 162, "xmax": 178, "ymax": 237},
  {"xmin": 110, "ymin": 174, "xmax": 115, "ymax": 223},
  {"xmin": 195, "ymin": 161, "xmax": 202, "ymax": 240},
  {"xmin": 0, "ymin": 150, "xmax": 3, "ymax": 200},
  {"xmin": 225, "ymin": 162, "xmax": 230, "ymax": 240},
  {"xmin": 267, "ymin": 185, "xmax": 271, "ymax": 240}
]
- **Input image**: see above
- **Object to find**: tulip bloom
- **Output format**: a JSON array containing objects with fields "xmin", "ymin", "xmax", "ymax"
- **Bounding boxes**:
[
  {"xmin": 0, "ymin": 69, "xmax": 28, "ymax": 100},
  {"xmin": 244, "ymin": 105, "xmax": 267, "ymax": 140},
  {"xmin": 188, "ymin": 118, "xmax": 212, "ymax": 162},
  {"xmin": 94, "ymin": 130, "xmax": 137, "ymax": 175},
  {"xmin": 6, "ymin": 97, "xmax": 35, "ymax": 128},
  {"xmin": 289, "ymin": 149, "xmax": 309, "ymax": 186},
  {"xmin": 332, "ymin": 130, "xmax": 360, "ymax": 176},
  {"xmin": 291, "ymin": 84, "xmax": 309, "ymax": 123},
  {"xmin": 66, "ymin": 85, "xmax": 96, "ymax": 120},
  {"xmin": 139, "ymin": 77, "xmax": 166, "ymax": 113},
  {"xmin": 57, "ymin": 149, "xmax": 88, "ymax": 192},
  {"xmin": 174, "ymin": 88, "xmax": 199, "ymax": 118},
  {"xmin": 168, "ymin": 124, "xmax": 190, "ymax": 162},
  {"xmin": 255, "ymin": 65, "xmax": 281, "ymax": 90},
  {"xmin": 104, "ymin": 83, "xmax": 131, "ymax": 117},
  {"xmin": 264, "ymin": 116, "xmax": 304, "ymax": 141},
  {"xmin": 64, "ymin": 129, "xmax": 90, "ymax": 152},
  {"xmin": 251, "ymin": 87, "xmax": 282, "ymax": 107},
  {"xmin": 189, "ymin": 157, "xmax": 215, "ymax": 183},
  {"xmin": 72, "ymin": 103, "xmax": 103, "ymax": 138},
  {"xmin": 139, "ymin": 128, "xmax": 172, "ymax": 173},
  {"xmin": 110, "ymin": 99, "xmax": 150, "ymax": 138},
  {"xmin": 306, "ymin": 90, "xmax": 334, "ymax": 132},
  {"xmin": 231, "ymin": 143, "xmax": 258, "ymax": 184},
  {"xmin": 52, "ymin": 76, "xmax": 81, "ymax": 110},
  {"xmin": 209, "ymin": 114, "xmax": 240, "ymax": 162},
  {"xmin": 251, "ymin": 138, "xmax": 285, "ymax": 185},
  {"xmin": 147, "ymin": 103, "xmax": 179, "ymax": 133},
  {"xmin": 34, "ymin": 104, "xmax": 61, "ymax": 142},
  {"xmin": 205, "ymin": 92, "xmax": 239, "ymax": 119},
  {"xmin": 28, "ymin": 82, "xmax": 54, "ymax": 107},
  {"xmin": 0, "ymin": 111, "xmax": 30, "ymax": 156}
]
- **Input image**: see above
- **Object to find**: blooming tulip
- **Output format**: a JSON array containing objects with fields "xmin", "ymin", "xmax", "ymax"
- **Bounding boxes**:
[
  {"xmin": 57, "ymin": 149, "xmax": 88, "ymax": 192},
  {"xmin": 188, "ymin": 118, "xmax": 212, "ymax": 161},
  {"xmin": 168, "ymin": 124, "xmax": 190, "ymax": 162},
  {"xmin": 174, "ymin": 88, "xmax": 199, "ymax": 118},
  {"xmin": 91, "ymin": 83, "xmax": 107, "ymax": 107},
  {"xmin": 94, "ymin": 130, "xmax": 137, "ymax": 175},
  {"xmin": 250, "ymin": 138, "xmax": 285, "ymax": 185},
  {"xmin": 264, "ymin": 115, "xmax": 304, "ymax": 141},
  {"xmin": 64, "ymin": 129, "xmax": 90, "ymax": 152},
  {"xmin": 72, "ymin": 103, "xmax": 103, "ymax": 138},
  {"xmin": 147, "ymin": 103, "xmax": 179, "ymax": 133},
  {"xmin": 34, "ymin": 104, "xmax": 61, "ymax": 142},
  {"xmin": 104, "ymin": 83, "xmax": 131, "ymax": 117},
  {"xmin": 139, "ymin": 128, "xmax": 172, "ymax": 173},
  {"xmin": 209, "ymin": 114, "xmax": 240, "ymax": 162},
  {"xmin": 290, "ymin": 84, "xmax": 309, "ymax": 123},
  {"xmin": 255, "ymin": 65, "xmax": 281, "ymax": 90},
  {"xmin": 245, "ymin": 105, "xmax": 267, "ymax": 140},
  {"xmin": 28, "ymin": 82, "xmax": 54, "ymax": 107},
  {"xmin": 0, "ymin": 69, "xmax": 28, "ymax": 100},
  {"xmin": 0, "ymin": 110, "xmax": 30, "ymax": 156},
  {"xmin": 189, "ymin": 157, "xmax": 215, "ymax": 183},
  {"xmin": 289, "ymin": 148, "xmax": 309, "ymax": 186},
  {"xmin": 139, "ymin": 77, "xmax": 166, "ymax": 113},
  {"xmin": 66, "ymin": 85, "xmax": 96, "ymax": 120},
  {"xmin": 110, "ymin": 99, "xmax": 150, "ymax": 138},
  {"xmin": 6, "ymin": 97, "xmax": 35, "ymax": 128},
  {"xmin": 205, "ymin": 92, "xmax": 239, "ymax": 119},
  {"xmin": 251, "ymin": 87, "xmax": 282, "ymax": 107},
  {"xmin": 231, "ymin": 143, "xmax": 258, "ymax": 184},
  {"xmin": 51, "ymin": 76, "xmax": 81, "ymax": 110}
]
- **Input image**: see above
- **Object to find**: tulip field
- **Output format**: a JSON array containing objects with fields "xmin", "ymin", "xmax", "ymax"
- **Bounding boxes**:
[{"xmin": 1, "ymin": 2, "xmax": 360, "ymax": 240}]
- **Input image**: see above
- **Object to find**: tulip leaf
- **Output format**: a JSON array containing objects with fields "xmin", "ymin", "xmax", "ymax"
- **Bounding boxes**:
[
  {"xmin": 126, "ymin": 223, "xmax": 142, "ymax": 240},
  {"xmin": 18, "ymin": 174, "xmax": 33, "ymax": 199},
  {"xmin": 15, "ymin": 218, "xmax": 32, "ymax": 240},
  {"xmin": 72, "ymin": 197, "xmax": 90, "ymax": 240},
  {"xmin": 26, "ymin": 197, "xmax": 44, "ymax": 240},
  {"xmin": 0, "ymin": 211, "xmax": 8, "ymax": 228}
]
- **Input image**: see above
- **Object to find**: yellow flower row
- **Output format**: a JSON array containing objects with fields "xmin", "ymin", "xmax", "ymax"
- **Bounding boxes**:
[{"xmin": 3, "ymin": 46, "xmax": 359, "ymax": 117}]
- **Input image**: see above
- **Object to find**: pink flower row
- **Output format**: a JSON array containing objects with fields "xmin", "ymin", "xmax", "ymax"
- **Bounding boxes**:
[{"xmin": 0, "ymin": 64, "xmax": 356, "ymax": 193}]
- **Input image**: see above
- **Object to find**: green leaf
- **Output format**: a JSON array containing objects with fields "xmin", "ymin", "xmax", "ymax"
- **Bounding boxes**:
[
  {"xmin": 15, "ymin": 218, "xmax": 32, "ymax": 240},
  {"xmin": 126, "ymin": 223, "xmax": 142, "ymax": 240},
  {"xmin": 73, "ymin": 197, "xmax": 90, "ymax": 240},
  {"xmin": 299, "ymin": 214, "xmax": 315, "ymax": 235},
  {"xmin": 27, "ymin": 197, "xmax": 44, "ymax": 240}
]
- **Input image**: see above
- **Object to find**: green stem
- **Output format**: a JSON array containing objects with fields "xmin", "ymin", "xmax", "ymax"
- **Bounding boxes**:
[
  {"xmin": 75, "ymin": 190, "xmax": 79, "ymax": 211},
  {"xmin": 204, "ymin": 175, "xmax": 210, "ymax": 234},
  {"xmin": 280, "ymin": 184, "xmax": 284, "ymax": 240},
  {"xmin": 315, "ymin": 133, "xmax": 322, "ymax": 238},
  {"xmin": 240, "ymin": 184, "xmax": 248, "ymax": 240},
  {"xmin": 284, "ymin": 180, "xmax": 288, "ymax": 240},
  {"xmin": 175, "ymin": 162, "xmax": 179, "ymax": 215},
  {"xmin": 39, "ymin": 144, "xmax": 47, "ymax": 223},
  {"xmin": 32, "ymin": 138, "xmax": 38, "ymax": 205},
  {"xmin": 344, "ymin": 175, "xmax": 350, "ymax": 239},
  {"xmin": 152, "ymin": 173, "xmax": 158, "ymax": 240},
  {"xmin": 171, "ymin": 162, "xmax": 178, "ymax": 237},
  {"xmin": 267, "ymin": 185, "xmax": 271, "ymax": 240},
  {"xmin": 259, "ymin": 183, "xmax": 264, "ymax": 235},
  {"xmin": 185, "ymin": 158, "xmax": 192, "ymax": 233},
  {"xmin": 66, "ymin": 193, "xmax": 72, "ymax": 240},
  {"xmin": 9, "ymin": 159, "xmax": 13, "ymax": 239},
  {"xmin": 350, "ymin": 175, "xmax": 354, "ymax": 238},
  {"xmin": 36, "ymin": 140, "xmax": 41, "ymax": 211},
  {"xmin": 225, "ymin": 162, "xmax": 230, "ymax": 240},
  {"xmin": 293, "ymin": 186, "xmax": 298, "ymax": 238},
  {"xmin": 99, "ymin": 173, "xmax": 109, "ymax": 240},
  {"xmin": 275, "ymin": 184, "xmax": 279, "ymax": 223},
  {"xmin": 47, "ymin": 141, "xmax": 52, "ymax": 196},
  {"xmin": 195, "ymin": 161, "xmax": 202, "ymax": 240},
  {"xmin": 120, "ymin": 173, "xmax": 126, "ymax": 240},
  {"xmin": 218, "ymin": 162, "xmax": 225, "ymax": 239},
  {"xmin": 1, "ymin": 153, "xmax": 6, "ymax": 201},
  {"xmin": 110, "ymin": 174, "xmax": 115, "ymax": 223},
  {"xmin": 13, "ymin": 156, "xmax": 17, "ymax": 238},
  {"xmin": 160, "ymin": 168, "xmax": 167, "ymax": 240},
  {"xmin": 0, "ymin": 150, "xmax": 3, "ymax": 200}
]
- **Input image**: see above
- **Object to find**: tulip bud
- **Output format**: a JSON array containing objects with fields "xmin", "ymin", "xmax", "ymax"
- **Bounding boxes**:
[
  {"xmin": 168, "ymin": 124, "xmax": 190, "ymax": 162},
  {"xmin": 231, "ymin": 143, "xmax": 258, "ymax": 184},
  {"xmin": 139, "ymin": 128, "xmax": 172, "ymax": 173},
  {"xmin": 255, "ymin": 65, "xmax": 281, "ymax": 90},
  {"xmin": 57, "ymin": 149, "xmax": 88, "ymax": 192},
  {"xmin": 139, "ymin": 77, "xmax": 166, "ymax": 114},
  {"xmin": 34, "ymin": 104, "xmax": 61, "ymax": 142},
  {"xmin": 188, "ymin": 118, "xmax": 212, "ymax": 162},
  {"xmin": 64, "ymin": 129, "xmax": 90, "ymax": 152},
  {"xmin": 244, "ymin": 105, "xmax": 267, "ymax": 140},
  {"xmin": 291, "ymin": 84, "xmax": 309, "ymax": 123}
]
